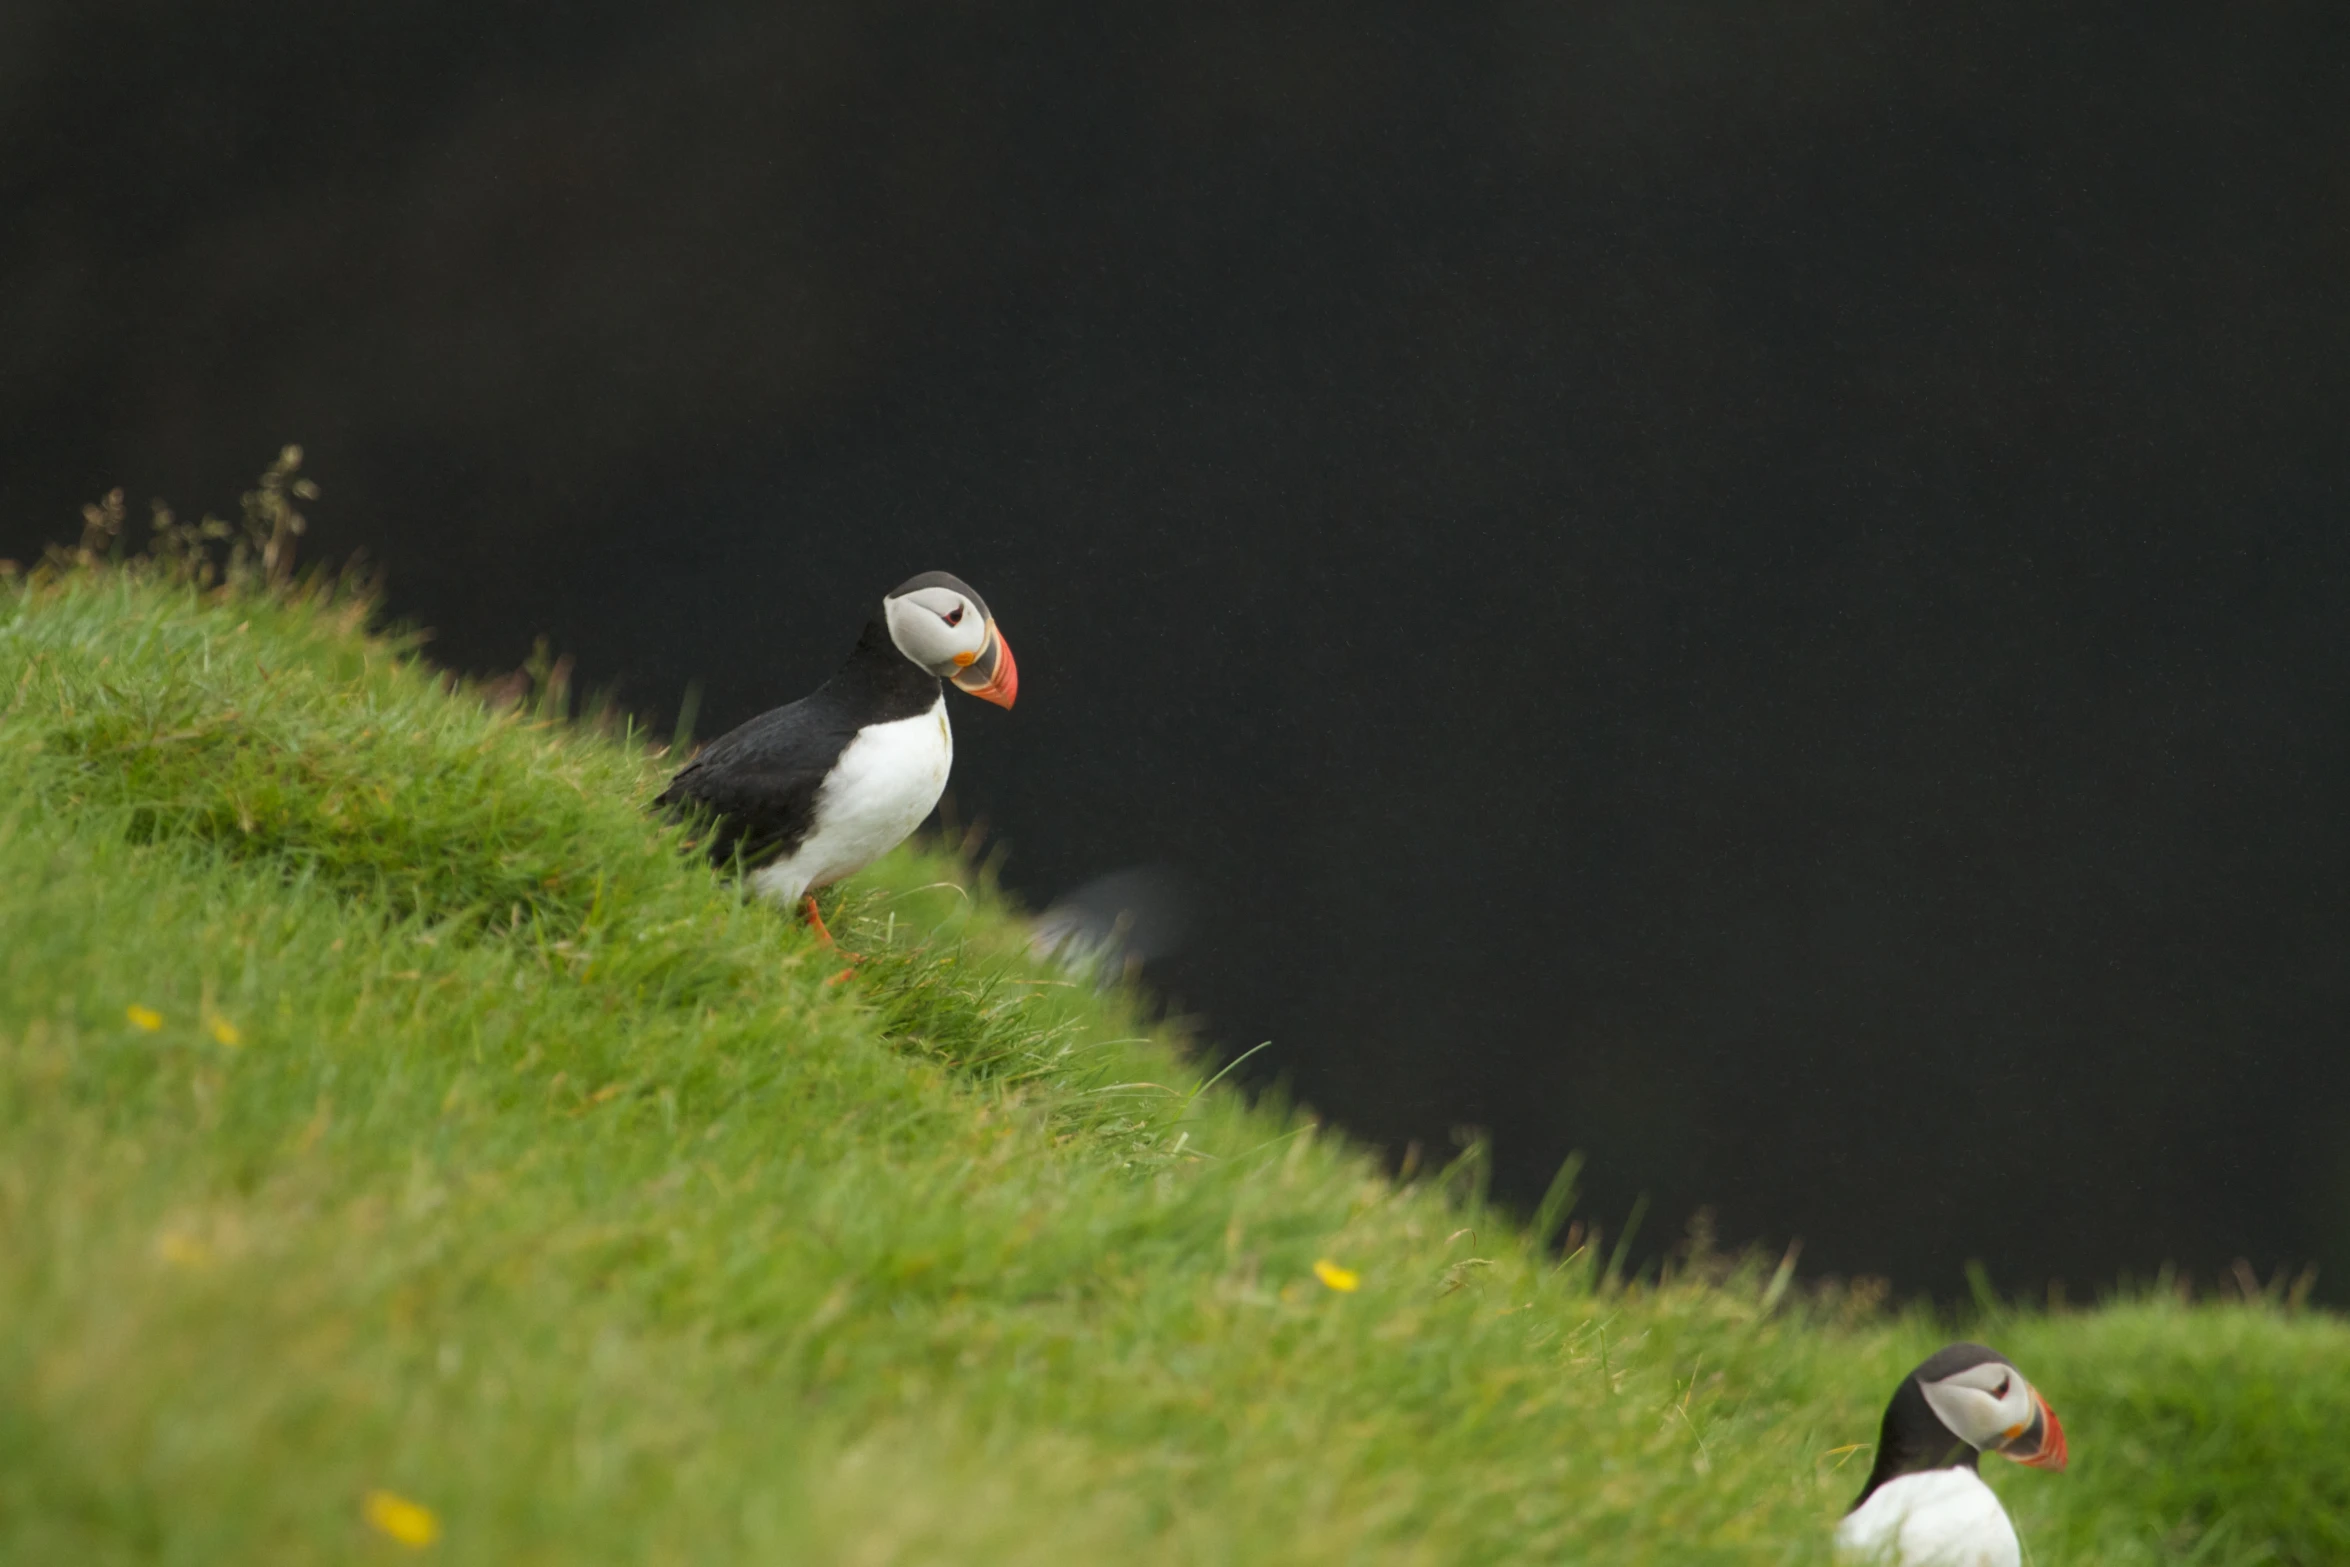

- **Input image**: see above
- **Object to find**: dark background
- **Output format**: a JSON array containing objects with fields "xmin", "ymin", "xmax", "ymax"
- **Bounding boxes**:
[{"xmin": 7, "ymin": 2, "xmax": 2347, "ymax": 1299}]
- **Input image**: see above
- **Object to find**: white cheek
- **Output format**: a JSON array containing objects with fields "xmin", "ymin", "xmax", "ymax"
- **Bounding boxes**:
[
  {"xmin": 1920, "ymin": 1383, "xmax": 2005, "ymax": 1447},
  {"xmin": 886, "ymin": 603, "xmax": 963, "ymax": 668}
]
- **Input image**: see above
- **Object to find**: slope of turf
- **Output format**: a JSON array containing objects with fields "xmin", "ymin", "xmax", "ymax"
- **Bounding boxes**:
[{"xmin": 1, "ymin": 562, "xmax": 2342, "ymax": 1564}]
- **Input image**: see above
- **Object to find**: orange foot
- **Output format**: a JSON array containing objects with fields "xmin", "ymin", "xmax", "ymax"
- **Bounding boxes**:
[
  {"xmin": 802, "ymin": 896, "xmax": 864, "ymax": 980},
  {"xmin": 800, "ymin": 895, "xmax": 836, "ymax": 946}
]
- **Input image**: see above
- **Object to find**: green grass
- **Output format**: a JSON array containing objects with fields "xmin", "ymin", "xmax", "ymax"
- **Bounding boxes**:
[{"xmin": 0, "ymin": 557, "xmax": 2343, "ymax": 1564}]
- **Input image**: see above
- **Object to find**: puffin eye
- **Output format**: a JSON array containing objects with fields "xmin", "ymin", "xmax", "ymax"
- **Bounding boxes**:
[
  {"xmin": 1990, "ymin": 1376, "xmax": 2011, "ymax": 1401},
  {"xmin": 941, "ymin": 604, "xmax": 965, "ymax": 628}
]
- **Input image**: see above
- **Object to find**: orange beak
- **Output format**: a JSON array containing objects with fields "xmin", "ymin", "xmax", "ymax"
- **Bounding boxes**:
[
  {"xmin": 2003, "ymin": 1390, "xmax": 2067, "ymax": 1471},
  {"xmin": 950, "ymin": 620, "xmax": 1018, "ymax": 709}
]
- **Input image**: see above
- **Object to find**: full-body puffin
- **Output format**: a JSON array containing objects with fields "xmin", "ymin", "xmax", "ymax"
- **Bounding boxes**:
[
  {"xmin": 1835, "ymin": 1342, "xmax": 2067, "ymax": 1567},
  {"xmin": 655, "ymin": 572, "xmax": 1017, "ymax": 940}
]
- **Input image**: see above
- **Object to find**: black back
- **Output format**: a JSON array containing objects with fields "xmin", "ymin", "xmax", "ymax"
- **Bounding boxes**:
[
  {"xmin": 1849, "ymin": 1342, "xmax": 2006, "ymax": 1512},
  {"xmin": 654, "ymin": 612, "xmax": 941, "ymax": 868}
]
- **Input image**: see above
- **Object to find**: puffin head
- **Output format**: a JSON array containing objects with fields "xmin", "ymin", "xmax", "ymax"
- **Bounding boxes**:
[
  {"xmin": 881, "ymin": 571, "xmax": 1018, "ymax": 709},
  {"xmin": 1850, "ymin": 1342, "xmax": 2065, "ymax": 1513},
  {"xmin": 1910, "ymin": 1343, "xmax": 2067, "ymax": 1471}
]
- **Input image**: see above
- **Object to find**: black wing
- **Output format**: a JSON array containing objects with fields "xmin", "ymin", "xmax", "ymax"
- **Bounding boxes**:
[{"xmin": 654, "ymin": 697, "xmax": 859, "ymax": 869}]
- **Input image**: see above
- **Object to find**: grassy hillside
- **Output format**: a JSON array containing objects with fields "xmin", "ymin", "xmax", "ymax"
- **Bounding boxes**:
[{"xmin": 1, "ymin": 549, "xmax": 2344, "ymax": 1564}]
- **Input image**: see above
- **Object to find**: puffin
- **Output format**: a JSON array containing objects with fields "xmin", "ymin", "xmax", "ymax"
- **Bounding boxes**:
[
  {"xmin": 655, "ymin": 571, "xmax": 1016, "ymax": 942},
  {"xmin": 1835, "ymin": 1342, "xmax": 2067, "ymax": 1567}
]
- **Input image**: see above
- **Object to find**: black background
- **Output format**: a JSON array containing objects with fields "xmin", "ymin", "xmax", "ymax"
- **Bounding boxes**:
[{"xmin": 7, "ymin": 2, "xmax": 2347, "ymax": 1299}]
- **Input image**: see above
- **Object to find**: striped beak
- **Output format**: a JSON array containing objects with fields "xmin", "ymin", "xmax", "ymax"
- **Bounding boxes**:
[
  {"xmin": 950, "ymin": 620, "xmax": 1018, "ymax": 709},
  {"xmin": 2000, "ymin": 1389, "xmax": 2067, "ymax": 1471}
]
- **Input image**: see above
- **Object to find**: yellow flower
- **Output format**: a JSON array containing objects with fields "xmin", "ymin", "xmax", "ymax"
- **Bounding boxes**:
[
  {"xmin": 363, "ymin": 1490, "xmax": 440, "ymax": 1549},
  {"xmin": 1313, "ymin": 1258, "xmax": 1361, "ymax": 1293},
  {"xmin": 125, "ymin": 1005, "xmax": 163, "ymax": 1032},
  {"xmin": 156, "ymin": 1231, "xmax": 214, "ymax": 1269},
  {"xmin": 205, "ymin": 1014, "xmax": 242, "ymax": 1048}
]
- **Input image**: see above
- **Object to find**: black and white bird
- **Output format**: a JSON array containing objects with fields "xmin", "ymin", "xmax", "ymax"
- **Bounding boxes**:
[
  {"xmin": 1835, "ymin": 1342, "xmax": 2068, "ymax": 1567},
  {"xmin": 1028, "ymin": 864, "xmax": 1194, "ymax": 989},
  {"xmin": 655, "ymin": 572, "xmax": 1017, "ymax": 940}
]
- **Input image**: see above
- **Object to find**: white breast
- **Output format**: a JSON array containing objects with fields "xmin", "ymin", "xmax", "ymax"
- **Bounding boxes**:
[
  {"xmin": 1834, "ymin": 1469, "xmax": 2020, "ymax": 1567},
  {"xmin": 748, "ymin": 699, "xmax": 952, "ymax": 908}
]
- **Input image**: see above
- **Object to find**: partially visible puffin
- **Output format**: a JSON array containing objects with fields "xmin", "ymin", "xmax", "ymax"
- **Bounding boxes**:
[
  {"xmin": 656, "ymin": 572, "xmax": 1016, "ymax": 940},
  {"xmin": 1835, "ymin": 1342, "xmax": 2067, "ymax": 1567}
]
